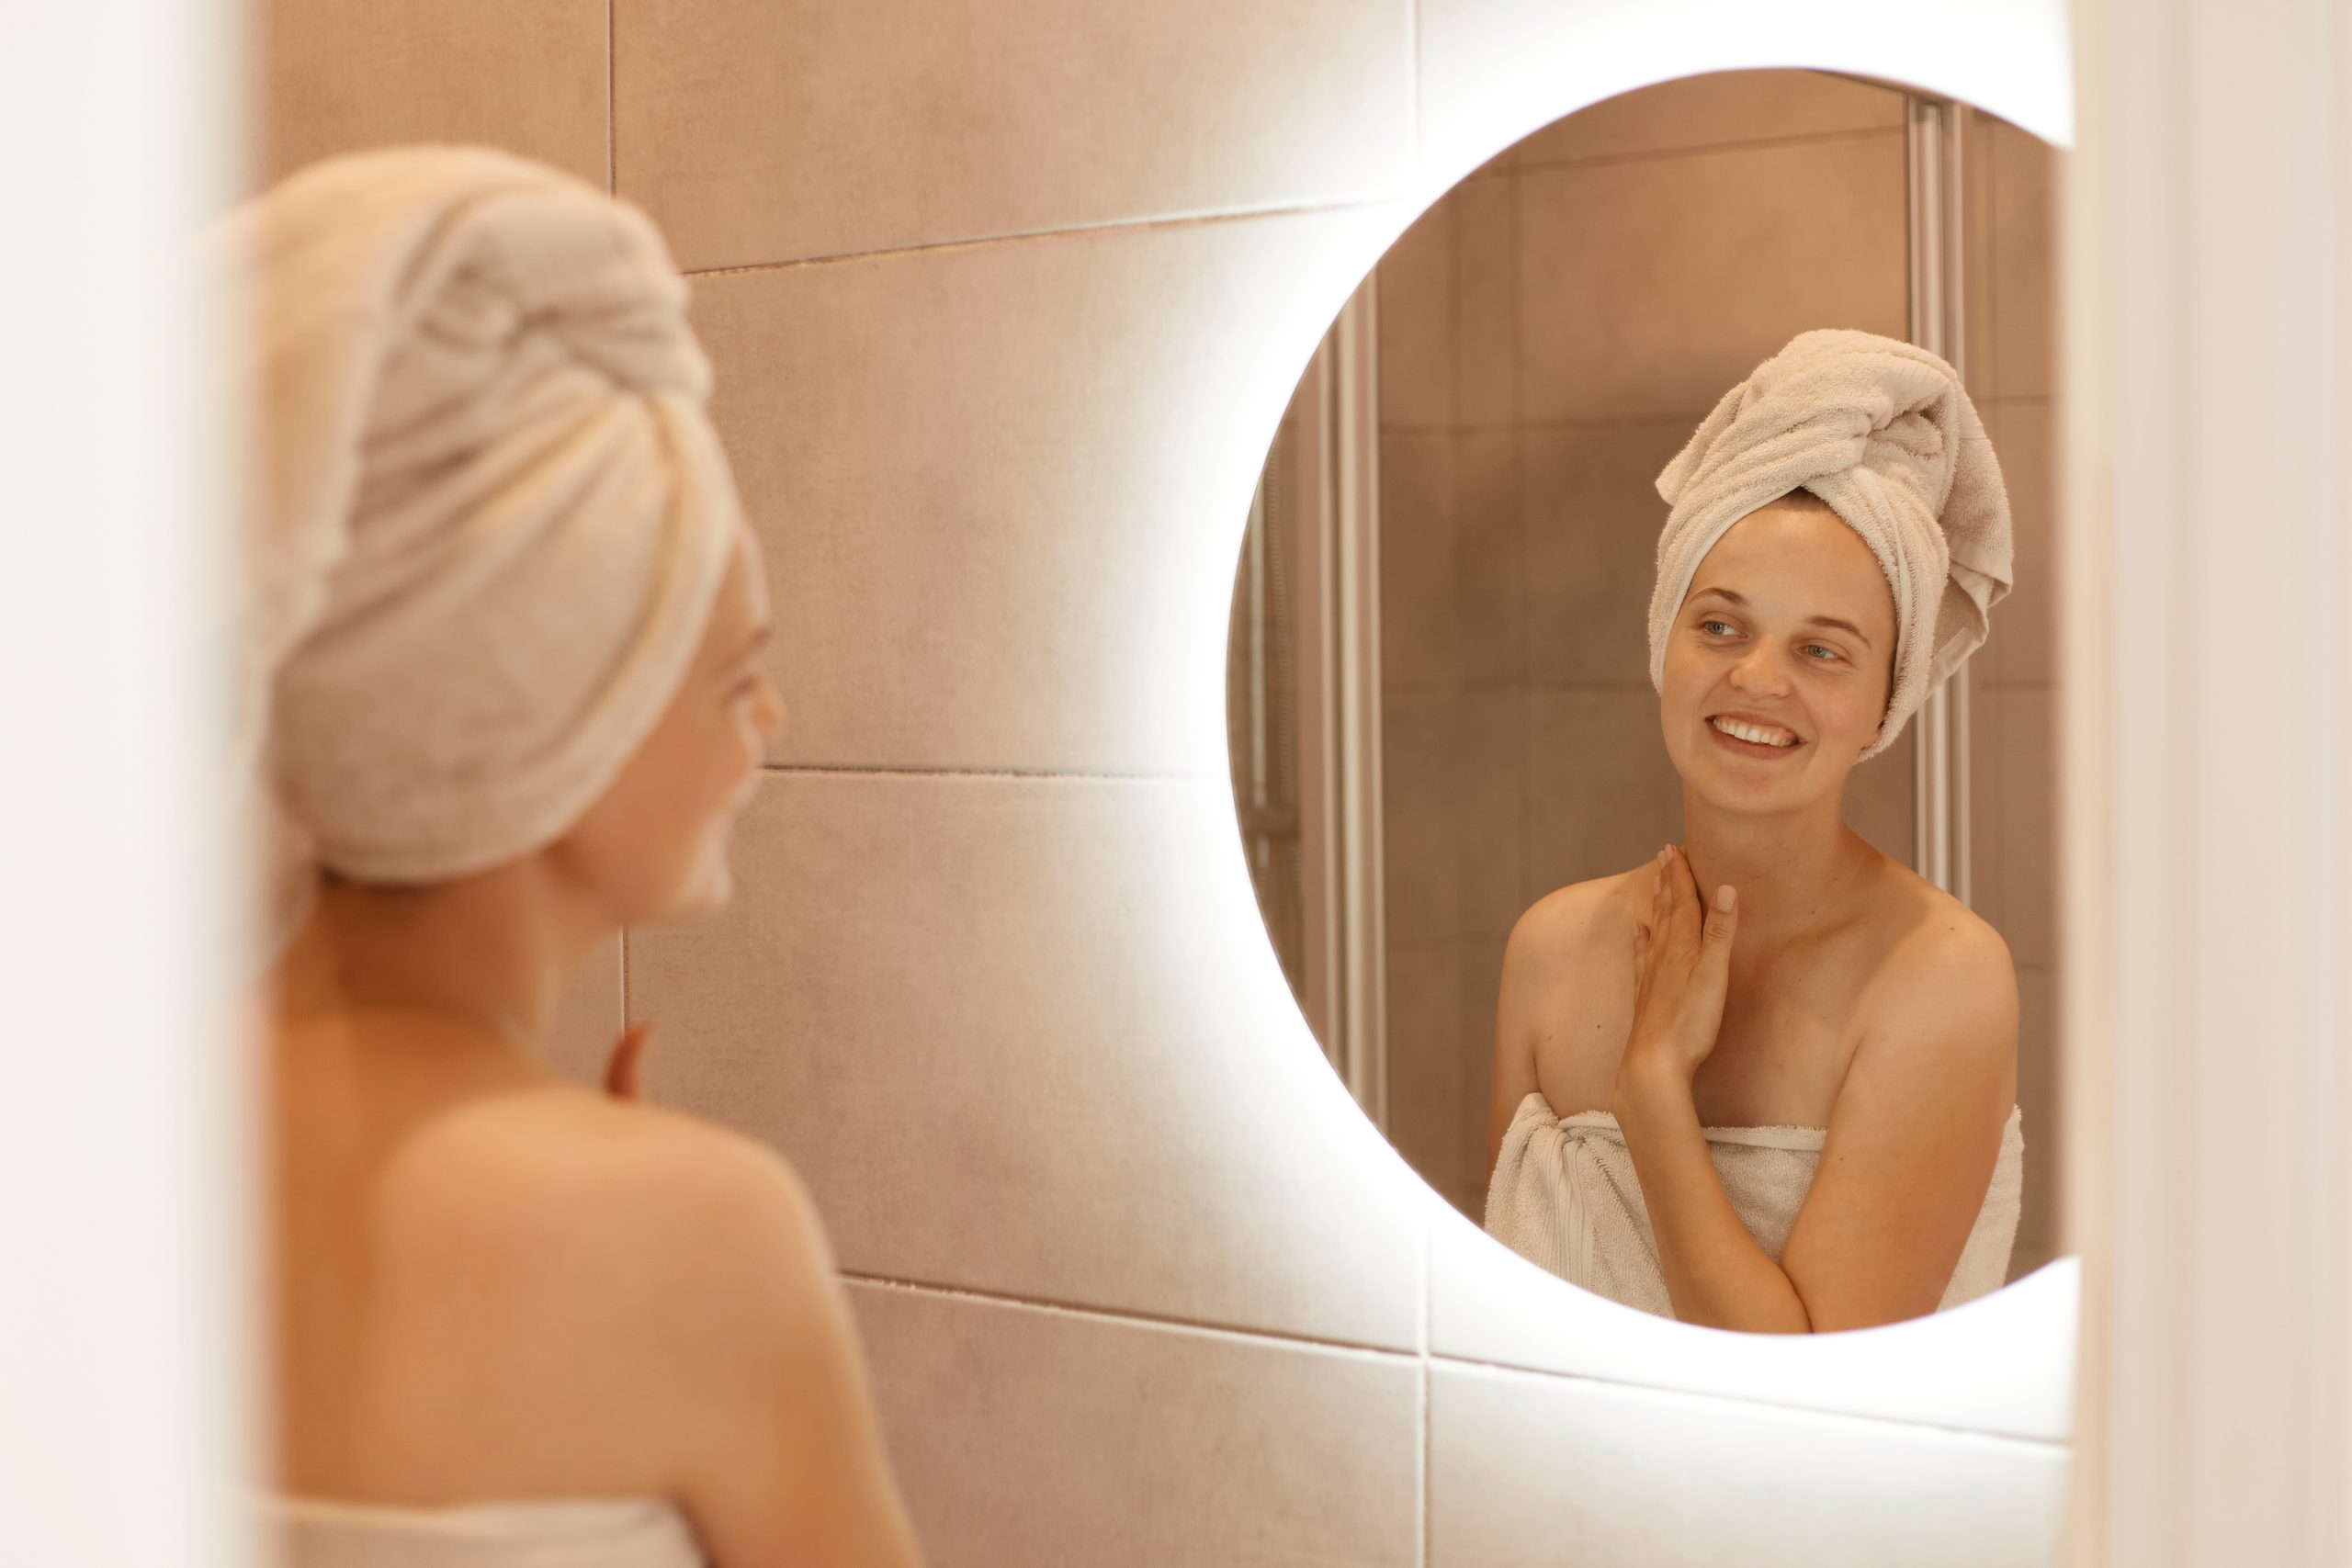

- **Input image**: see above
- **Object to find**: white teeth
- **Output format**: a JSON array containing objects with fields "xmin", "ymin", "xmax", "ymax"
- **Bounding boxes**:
[{"xmin": 1712, "ymin": 716, "xmax": 1798, "ymax": 748}]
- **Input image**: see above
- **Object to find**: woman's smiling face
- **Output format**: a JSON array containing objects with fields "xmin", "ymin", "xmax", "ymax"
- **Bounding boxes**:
[{"xmin": 1659, "ymin": 493, "xmax": 1898, "ymax": 815}]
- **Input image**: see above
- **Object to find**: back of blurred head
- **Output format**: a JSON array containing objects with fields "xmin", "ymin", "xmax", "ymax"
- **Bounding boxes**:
[{"xmin": 215, "ymin": 146, "xmax": 770, "ymax": 949}]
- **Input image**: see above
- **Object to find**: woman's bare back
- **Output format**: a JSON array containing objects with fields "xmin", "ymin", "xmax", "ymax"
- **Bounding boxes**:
[{"xmin": 270, "ymin": 1015, "xmax": 918, "ymax": 1563}]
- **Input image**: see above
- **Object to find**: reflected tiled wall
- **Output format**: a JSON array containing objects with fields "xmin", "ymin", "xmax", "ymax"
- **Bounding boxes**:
[
  {"xmin": 1374, "ymin": 70, "xmax": 1920, "ymax": 1217},
  {"xmin": 1962, "ymin": 116, "xmax": 2063, "ymax": 1279},
  {"xmin": 258, "ymin": 9, "xmax": 2068, "ymax": 1563}
]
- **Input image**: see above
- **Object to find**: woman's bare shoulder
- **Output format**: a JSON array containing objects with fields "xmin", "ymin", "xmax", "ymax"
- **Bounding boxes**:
[
  {"xmin": 469, "ymin": 1086, "xmax": 824, "ymax": 1267},
  {"xmin": 394, "ymin": 1084, "xmax": 836, "ymax": 1345},
  {"xmin": 351, "ymin": 1080, "xmax": 855, "ymax": 1504},
  {"xmin": 1849, "ymin": 856, "xmax": 2019, "ymax": 1061},
  {"xmin": 1503, "ymin": 865, "xmax": 1654, "ymax": 980},
  {"xmin": 1867, "ymin": 859, "xmax": 2014, "ymax": 983}
]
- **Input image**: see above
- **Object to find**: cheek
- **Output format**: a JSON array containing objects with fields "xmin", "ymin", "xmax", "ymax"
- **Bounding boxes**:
[
  {"xmin": 700, "ymin": 705, "xmax": 759, "ymax": 792},
  {"xmin": 1659, "ymin": 643, "xmax": 1720, "ymax": 708},
  {"xmin": 1807, "ymin": 670, "xmax": 1884, "ymax": 737},
  {"xmin": 1659, "ymin": 639, "xmax": 1693, "ymax": 690}
]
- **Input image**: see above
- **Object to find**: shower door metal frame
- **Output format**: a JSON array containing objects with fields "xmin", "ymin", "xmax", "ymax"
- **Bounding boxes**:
[
  {"xmin": 1291, "ymin": 282, "xmax": 1389, "ymax": 1128},
  {"xmin": 1906, "ymin": 95, "xmax": 1974, "ymax": 901}
]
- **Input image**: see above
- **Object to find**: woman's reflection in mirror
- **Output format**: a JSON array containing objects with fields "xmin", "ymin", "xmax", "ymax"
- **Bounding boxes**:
[{"xmin": 1483, "ymin": 330, "xmax": 2025, "ymax": 1333}]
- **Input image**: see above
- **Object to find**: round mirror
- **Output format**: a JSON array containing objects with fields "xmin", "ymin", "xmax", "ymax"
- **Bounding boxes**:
[{"xmin": 1227, "ymin": 67, "xmax": 2062, "ymax": 1332}]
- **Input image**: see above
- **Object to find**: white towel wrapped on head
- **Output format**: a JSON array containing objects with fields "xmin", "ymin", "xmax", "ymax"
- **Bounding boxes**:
[
  {"xmin": 215, "ymin": 145, "xmax": 741, "ymax": 895},
  {"xmin": 1645, "ymin": 329, "xmax": 2013, "ymax": 759}
]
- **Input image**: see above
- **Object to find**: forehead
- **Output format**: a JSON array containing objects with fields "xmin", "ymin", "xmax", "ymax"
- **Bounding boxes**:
[{"xmin": 1686, "ymin": 502, "xmax": 1894, "ymax": 630}]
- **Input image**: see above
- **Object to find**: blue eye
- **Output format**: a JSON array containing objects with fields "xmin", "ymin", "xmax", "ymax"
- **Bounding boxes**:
[
  {"xmin": 1700, "ymin": 618, "xmax": 1736, "ymax": 637},
  {"xmin": 1802, "ymin": 643, "xmax": 1841, "ymax": 662}
]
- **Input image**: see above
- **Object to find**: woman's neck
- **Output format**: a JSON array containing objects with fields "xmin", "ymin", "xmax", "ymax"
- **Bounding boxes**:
[
  {"xmin": 1679, "ymin": 784, "xmax": 1874, "ymax": 956},
  {"xmin": 269, "ymin": 862, "xmax": 603, "ymax": 1059}
]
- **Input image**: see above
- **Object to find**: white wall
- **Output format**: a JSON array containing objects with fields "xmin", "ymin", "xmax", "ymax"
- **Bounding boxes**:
[
  {"xmin": 2065, "ymin": 0, "xmax": 2352, "ymax": 1562},
  {"xmin": 0, "ymin": 1, "xmax": 249, "ymax": 1564}
]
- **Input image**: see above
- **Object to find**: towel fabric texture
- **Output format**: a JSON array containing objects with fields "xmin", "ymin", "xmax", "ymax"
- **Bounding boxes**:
[
  {"xmin": 1483, "ymin": 1091, "xmax": 2024, "ymax": 1319},
  {"xmin": 1647, "ymin": 329, "xmax": 2013, "ymax": 759},
  {"xmin": 216, "ymin": 145, "xmax": 741, "ymax": 892},
  {"xmin": 265, "ymin": 1497, "xmax": 704, "ymax": 1568}
]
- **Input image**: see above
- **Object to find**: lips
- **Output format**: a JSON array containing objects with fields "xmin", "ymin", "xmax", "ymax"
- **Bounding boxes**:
[{"xmin": 1707, "ymin": 713, "xmax": 1804, "ymax": 750}]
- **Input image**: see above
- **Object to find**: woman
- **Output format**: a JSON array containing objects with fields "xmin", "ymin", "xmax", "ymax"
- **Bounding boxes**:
[
  {"xmin": 230, "ymin": 149, "xmax": 922, "ymax": 1563},
  {"xmin": 1484, "ymin": 330, "xmax": 2024, "ymax": 1335}
]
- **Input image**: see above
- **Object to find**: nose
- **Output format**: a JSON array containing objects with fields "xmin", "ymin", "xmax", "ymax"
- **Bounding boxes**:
[
  {"xmin": 752, "ymin": 674, "xmax": 787, "ymax": 742},
  {"xmin": 1726, "ymin": 639, "xmax": 1794, "ymax": 697}
]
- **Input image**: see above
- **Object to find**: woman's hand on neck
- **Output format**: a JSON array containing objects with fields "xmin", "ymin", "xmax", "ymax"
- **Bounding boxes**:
[
  {"xmin": 1677, "ymin": 783, "xmax": 1874, "ymax": 954},
  {"xmin": 268, "ymin": 858, "xmax": 609, "ymax": 1061}
]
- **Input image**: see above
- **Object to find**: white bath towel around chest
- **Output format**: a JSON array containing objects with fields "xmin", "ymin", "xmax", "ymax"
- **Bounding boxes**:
[
  {"xmin": 1483, "ymin": 1091, "xmax": 2024, "ymax": 1319},
  {"xmin": 264, "ymin": 1497, "xmax": 705, "ymax": 1568}
]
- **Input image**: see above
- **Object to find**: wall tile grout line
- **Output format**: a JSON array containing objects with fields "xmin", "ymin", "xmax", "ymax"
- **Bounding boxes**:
[
  {"xmin": 1418, "ymin": 1353, "xmax": 1432, "ymax": 1568},
  {"xmin": 605, "ymin": 0, "xmax": 616, "ymax": 196},
  {"xmin": 760, "ymin": 761, "xmax": 1225, "ymax": 784},
  {"xmin": 617, "ymin": 927, "xmax": 631, "ymax": 1027},
  {"xmin": 840, "ymin": 1272, "xmax": 2063, "ymax": 1450},
  {"xmin": 1420, "ymin": 1348, "xmax": 2075, "ymax": 1450},
  {"xmin": 1511, "ymin": 122, "xmax": 1906, "ymax": 179},
  {"xmin": 839, "ymin": 1268, "xmax": 1423, "ymax": 1364},
  {"xmin": 1385, "ymin": 413, "xmax": 1722, "ymax": 435},
  {"xmin": 1385, "ymin": 679, "xmax": 1657, "ymax": 696},
  {"xmin": 682, "ymin": 192, "xmax": 1399, "ymax": 279},
  {"xmin": 1417, "ymin": 1212, "xmax": 1432, "ymax": 1568}
]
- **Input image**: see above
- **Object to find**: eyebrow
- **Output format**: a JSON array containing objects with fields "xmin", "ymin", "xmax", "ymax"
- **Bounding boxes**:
[{"xmin": 1689, "ymin": 586, "xmax": 1875, "ymax": 649}]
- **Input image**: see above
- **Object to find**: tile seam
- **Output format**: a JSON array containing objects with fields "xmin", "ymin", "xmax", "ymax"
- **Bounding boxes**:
[
  {"xmin": 1417, "ymin": 1211, "xmax": 1432, "ymax": 1568},
  {"xmin": 616, "ymin": 927, "xmax": 631, "ymax": 1026},
  {"xmin": 840, "ymin": 1269, "xmax": 1421, "ymax": 1364},
  {"xmin": 682, "ymin": 193, "xmax": 1397, "ymax": 278},
  {"xmin": 1383, "ymin": 413, "xmax": 1731, "ymax": 434},
  {"xmin": 760, "ymin": 762, "xmax": 1223, "ymax": 784},
  {"xmin": 1511, "ymin": 121, "xmax": 1905, "ymax": 178},
  {"xmin": 842, "ymin": 1275, "xmax": 2064, "ymax": 1447},
  {"xmin": 1421, "ymin": 1348, "xmax": 2075, "ymax": 1449}
]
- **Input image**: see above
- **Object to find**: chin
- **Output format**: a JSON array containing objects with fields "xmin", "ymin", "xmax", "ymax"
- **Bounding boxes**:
[
  {"xmin": 681, "ymin": 832, "xmax": 740, "ymax": 912},
  {"xmin": 1675, "ymin": 745, "xmax": 1824, "ymax": 818}
]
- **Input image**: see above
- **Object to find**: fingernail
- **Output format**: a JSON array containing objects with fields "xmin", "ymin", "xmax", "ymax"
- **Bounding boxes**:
[{"xmin": 1714, "ymin": 885, "xmax": 1736, "ymax": 913}]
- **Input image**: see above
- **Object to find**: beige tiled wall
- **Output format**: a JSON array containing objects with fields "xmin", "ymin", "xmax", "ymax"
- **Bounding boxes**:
[
  {"xmin": 1427, "ymin": 1362, "xmax": 2068, "ymax": 1568},
  {"xmin": 1963, "ymin": 116, "xmax": 2064, "ymax": 1279},
  {"xmin": 1373, "ymin": 71, "xmax": 1922, "ymax": 1218},
  {"xmin": 258, "ymin": 10, "xmax": 2066, "ymax": 1563},
  {"xmin": 251, "ymin": 0, "xmax": 611, "ymax": 189}
]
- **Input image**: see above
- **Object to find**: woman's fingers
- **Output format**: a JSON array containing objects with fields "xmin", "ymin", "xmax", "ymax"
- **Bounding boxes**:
[
  {"xmin": 1695, "ymin": 880, "xmax": 1738, "ymax": 994},
  {"xmin": 604, "ymin": 1022, "xmax": 653, "ymax": 1100},
  {"xmin": 1657, "ymin": 845, "xmax": 1702, "ymax": 942}
]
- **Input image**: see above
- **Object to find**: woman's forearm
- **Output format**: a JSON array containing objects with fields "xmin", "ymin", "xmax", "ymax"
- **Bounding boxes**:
[{"xmin": 1612, "ymin": 1059, "xmax": 1813, "ymax": 1333}]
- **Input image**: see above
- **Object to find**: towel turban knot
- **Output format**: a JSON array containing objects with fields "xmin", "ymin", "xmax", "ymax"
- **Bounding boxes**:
[
  {"xmin": 1646, "ymin": 329, "xmax": 2014, "ymax": 759},
  {"xmin": 216, "ymin": 146, "xmax": 741, "ymax": 901}
]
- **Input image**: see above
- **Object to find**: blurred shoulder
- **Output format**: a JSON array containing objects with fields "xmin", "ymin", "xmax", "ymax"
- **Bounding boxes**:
[
  {"xmin": 404, "ymin": 1084, "xmax": 834, "ymax": 1315},
  {"xmin": 540, "ymin": 1089, "xmax": 824, "ymax": 1265}
]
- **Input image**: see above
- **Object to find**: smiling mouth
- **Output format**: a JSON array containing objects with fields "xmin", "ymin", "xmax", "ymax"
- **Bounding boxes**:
[{"xmin": 1708, "ymin": 715, "xmax": 1804, "ymax": 750}]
